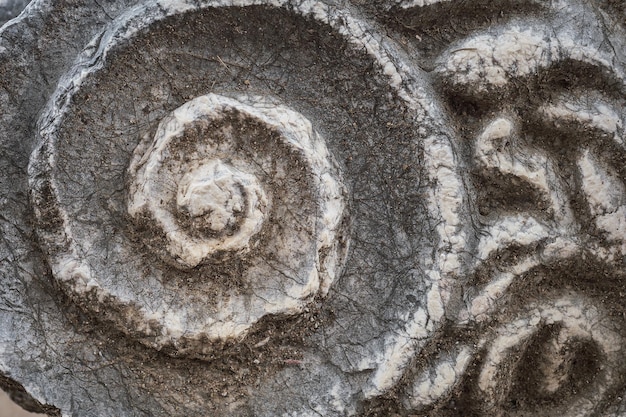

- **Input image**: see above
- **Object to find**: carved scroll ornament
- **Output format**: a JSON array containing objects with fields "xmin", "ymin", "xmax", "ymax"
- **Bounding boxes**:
[{"xmin": 0, "ymin": 0, "xmax": 624, "ymax": 416}]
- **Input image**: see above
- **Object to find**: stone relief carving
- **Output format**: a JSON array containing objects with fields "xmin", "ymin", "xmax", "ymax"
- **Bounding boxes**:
[{"xmin": 0, "ymin": 0, "xmax": 624, "ymax": 416}]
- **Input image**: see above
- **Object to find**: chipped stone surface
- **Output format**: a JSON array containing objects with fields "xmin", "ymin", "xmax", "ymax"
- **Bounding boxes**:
[{"xmin": 0, "ymin": 0, "xmax": 625, "ymax": 416}]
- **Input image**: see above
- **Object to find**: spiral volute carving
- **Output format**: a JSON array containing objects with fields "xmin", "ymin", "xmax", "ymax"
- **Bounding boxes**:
[{"xmin": 0, "ymin": 0, "xmax": 624, "ymax": 416}]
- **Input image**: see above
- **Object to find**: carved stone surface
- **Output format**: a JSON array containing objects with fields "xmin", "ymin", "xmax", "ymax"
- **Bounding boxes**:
[{"xmin": 0, "ymin": 0, "xmax": 624, "ymax": 416}]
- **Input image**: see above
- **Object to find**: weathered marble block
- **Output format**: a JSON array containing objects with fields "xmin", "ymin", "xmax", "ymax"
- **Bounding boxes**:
[{"xmin": 0, "ymin": 0, "xmax": 624, "ymax": 416}]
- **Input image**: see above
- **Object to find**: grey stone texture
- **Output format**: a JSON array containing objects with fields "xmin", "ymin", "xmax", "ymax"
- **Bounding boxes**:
[
  {"xmin": 0, "ymin": 0, "xmax": 625, "ymax": 416},
  {"xmin": 0, "ymin": 0, "xmax": 30, "ymax": 26}
]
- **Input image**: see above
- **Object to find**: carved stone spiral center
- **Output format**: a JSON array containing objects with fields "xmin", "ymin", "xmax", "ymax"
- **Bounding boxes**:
[
  {"xmin": 176, "ymin": 160, "xmax": 265, "ymax": 238},
  {"xmin": 127, "ymin": 94, "xmax": 309, "ymax": 268}
]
